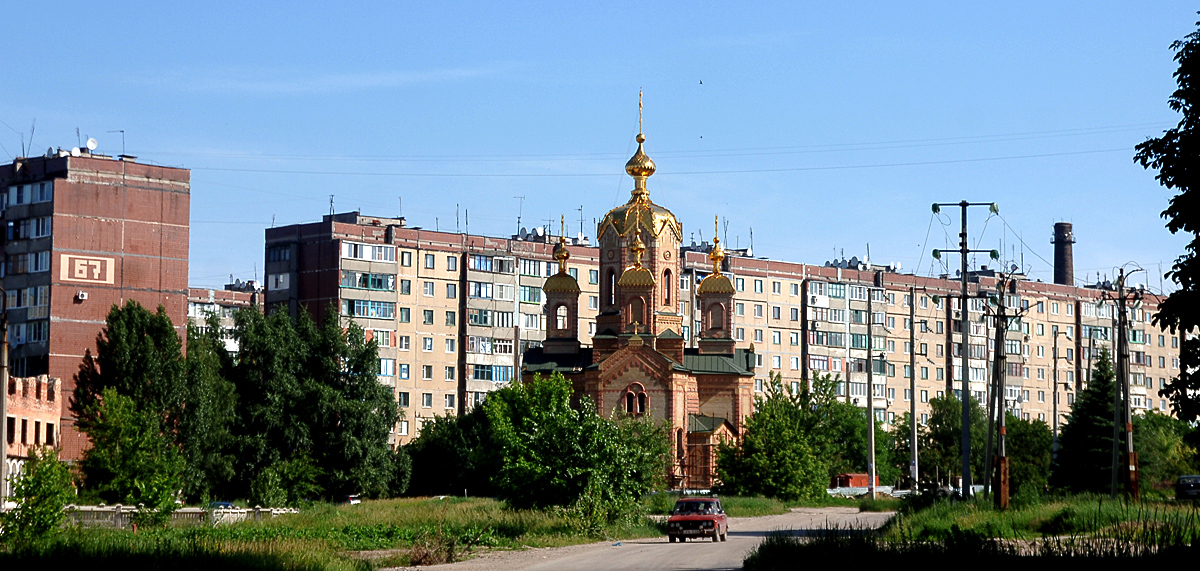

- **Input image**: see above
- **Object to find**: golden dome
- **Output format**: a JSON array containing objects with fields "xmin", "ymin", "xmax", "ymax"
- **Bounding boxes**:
[
  {"xmin": 618, "ymin": 266, "xmax": 656, "ymax": 288},
  {"xmin": 698, "ymin": 216, "xmax": 733, "ymax": 295},
  {"xmin": 625, "ymin": 134, "xmax": 656, "ymax": 179},
  {"xmin": 544, "ymin": 272, "xmax": 581, "ymax": 294},
  {"xmin": 544, "ymin": 228, "xmax": 580, "ymax": 294}
]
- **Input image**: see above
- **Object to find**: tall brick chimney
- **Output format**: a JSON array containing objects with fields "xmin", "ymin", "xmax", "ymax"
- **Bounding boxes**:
[{"xmin": 1052, "ymin": 222, "xmax": 1075, "ymax": 286}]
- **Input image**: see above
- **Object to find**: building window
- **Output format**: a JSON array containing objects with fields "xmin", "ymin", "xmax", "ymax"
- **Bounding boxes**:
[
  {"xmin": 447, "ymin": 255, "xmax": 458, "ymax": 271},
  {"xmin": 401, "ymin": 251, "xmax": 412, "ymax": 266},
  {"xmin": 446, "ymin": 283, "xmax": 457, "ymax": 298},
  {"xmin": 399, "ymin": 364, "xmax": 410, "ymax": 379},
  {"xmin": 445, "ymin": 338, "xmax": 456, "ymax": 353},
  {"xmin": 400, "ymin": 279, "xmax": 412, "ymax": 295},
  {"xmin": 379, "ymin": 359, "xmax": 396, "ymax": 377},
  {"xmin": 421, "ymin": 393, "xmax": 433, "ymax": 408},
  {"xmin": 736, "ymin": 328, "xmax": 745, "ymax": 341},
  {"xmin": 735, "ymin": 278, "xmax": 745, "ymax": 292},
  {"xmin": 445, "ymin": 366, "xmax": 456, "ymax": 380},
  {"xmin": 423, "ymin": 310, "xmax": 434, "ymax": 325},
  {"xmin": 589, "ymin": 269, "xmax": 599, "ymax": 284},
  {"xmin": 423, "ymin": 281, "xmax": 435, "ymax": 296},
  {"xmin": 754, "ymin": 279, "xmax": 763, "ymax": 293},
  {"xmin": 424, "ymin": 253, "xmax": 436, "ymax": 269},
  {"xmin": 422, "ymin": 337, "xmax": 434, "ymax": 351},
  {"xmin": 422, "ymin": 365, "xmax": 434, "ymax": 380},
  {"xmin": 920, "ymin": 390, "xmax": 928, "ymax": 403},
  {"xmin": 446, "ymin": 311, "xmax": 456, "ymax": 326},
  {"xmin": 398, "ymin": 392, "xmax": 410, "ymax": 407}
]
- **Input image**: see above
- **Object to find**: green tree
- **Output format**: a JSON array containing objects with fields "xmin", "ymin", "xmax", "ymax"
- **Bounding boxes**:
[
  {"xmin": 921, "ymin": 394, "xmax": 987, "ymax": 486},
  {"xmin": 1135, "ymin": 14, "xmax": 1200, "ymax": 421},
  {"xmin": 406, "ymin": 406, "xmax": 497, "ymax": 497},
  {"xmin": 179, "ymin": 317, "xmax": 238, "ymax": 502},
  {"xmin": 228, "ymin": 306, "xmax": 399, "ymax": 501},
  {"xmin": 1133, "ymin": 411, "xmax": 1199, "ymax": 491},
  {"xmin": 72, "ymin": 301, "xmax": 186, "ymax": 438},
  {"xmin": 1005, "ymin": 415, "xmax": 1052, "ymax": 497},
  {"xmin": 1051, "ymin": 349, "xmax": 1117, "ymax": 492},
  {"xmin": 0, "ymin": 446, "xmax": 75, "ymax": 546},
  {"xmin": 302, "ymin": 312, "xmax": 398, "ymax": 498},
  {"xmin": 78, "ymin": 388, "xmax": 183, "ymax": 523},
  {"xmin": 484, "ymin": 372, "xmax": 669, "ymax": 511},
  {"xmin": 716, "ymin": 374, "xmax": 827, "ymax": 501}
]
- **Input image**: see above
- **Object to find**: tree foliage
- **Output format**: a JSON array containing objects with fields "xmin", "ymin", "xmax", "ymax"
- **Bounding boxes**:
[
  {"xmin": 180, "ymin": 317, "xmax": 238, "ymax": 501},
  {"xmin": 78, "ymin": 388, "xmax": 184, "ymax": 521},
  {"xmin": 1135, "ymin": 14, "xmax": 1200, "ymax": 421},
  {"xmin": 918, "ymin": 393, "xmax": 987, "ymax": 486},
  {"xmin": 717, "ymin": 372, "xmax": 894, "ymax": 500},
  {"xmin": 1051, "ymin": 350, "xmax": 1118, "ymax": 493},
  {"xmin": 484, "ymin": 372, "xmax": 669, "ymax": 511},
  {"xmin": 1004, "ymin": 415, "xmax": 1052, "ymax": 497},
  {"xmin": 406, "ymin": 406, "xmax": 497, "ymax": 497},
  {"xmin": 1133, "ymin": 411, "xmax": 1199, "ymax": 491},
  {"xmin": 0, "ymin": 446, "xmax": 75, "ymax": 546}
]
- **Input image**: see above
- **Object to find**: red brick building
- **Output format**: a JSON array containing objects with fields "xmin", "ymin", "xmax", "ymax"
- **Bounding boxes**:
[{"xmin": 2, "ymin": 150, "xmax": 190, "ymax": 461}]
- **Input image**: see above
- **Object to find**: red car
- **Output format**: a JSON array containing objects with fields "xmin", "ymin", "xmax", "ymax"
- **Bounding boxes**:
[{"xmin": 667, "ymin": 497, "xmax": 728, "ymax": 543}]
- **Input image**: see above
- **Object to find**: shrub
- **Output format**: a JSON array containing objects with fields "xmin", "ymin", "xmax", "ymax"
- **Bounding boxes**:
[{"xmin": 1, "ymin": 446, "xmax": 76, "ymax": 546}]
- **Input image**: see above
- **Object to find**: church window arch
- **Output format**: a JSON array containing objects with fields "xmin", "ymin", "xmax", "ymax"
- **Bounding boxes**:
[
  {"xmin": 623, "ymin": 382, "xmax": 647, "ymax": 415},
  {"xmin": 708, "ymin": 303, "xmax": 725, "ymax": 330},
  {"xmin": 663, "ymin": 269, "xmax": 673, "ymax": 306},
  {"xmin": 629, "ymin": 297, "xmax": 646, "ymax": 328},
  {"xmin": 606, "ymin": 269, "xmax": 616, "ymax": 306},
  {"xmin": 554, "ymin": 304, "xmax": 569, "ymax": 331}
]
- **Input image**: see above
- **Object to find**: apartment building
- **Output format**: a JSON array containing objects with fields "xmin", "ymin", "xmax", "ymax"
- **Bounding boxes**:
[
  {"xmin": 1, "ymin": 150, "xmax": 189, "ymax": 460},
  {"xmin": 263, "ymin": 213, "xmax": 599, "ymax": 444},
  {"xmin": 187, "ymin": 281, "xmax": 260, "ymax": 351}
]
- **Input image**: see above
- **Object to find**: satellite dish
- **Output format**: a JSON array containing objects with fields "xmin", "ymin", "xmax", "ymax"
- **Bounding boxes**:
[
  {"xmin": 70, "ymin": 148, "xmax": 82, "ymax": 157},
  {"xmin": 86, "ymin": 138, "xmax": 98, "ymax": 151}
]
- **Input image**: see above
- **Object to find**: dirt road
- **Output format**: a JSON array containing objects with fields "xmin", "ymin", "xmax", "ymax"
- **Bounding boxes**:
[{"xmin": 390, "ymin": 507, "xmax": 892, "ymax": 571}]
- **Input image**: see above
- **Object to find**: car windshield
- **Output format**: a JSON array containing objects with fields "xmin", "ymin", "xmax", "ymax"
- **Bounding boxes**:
[
  {"xmin": 1182, "ymin": 476, "xmax": 1200, "ymax": 484},
  {"xmin": 673, "ymin": 501, "xmax": 717, "ymax": 515}
]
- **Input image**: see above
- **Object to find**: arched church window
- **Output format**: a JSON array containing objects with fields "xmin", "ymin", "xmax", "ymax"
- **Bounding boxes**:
[
  {"xmin": 629, "ymin": 297, "xmax": 645, "ymax": 327},
  {"xmin": 623, "ymin": 383, "xmax": 647, "ymax": 416},
  {"xmin": 663, "ymin": 269, "xmax": 672, "ymax": 306},
  {"xmin": 556, "ymin": 305, "xmax": 569, "ymax": 331},
  {"xmin": 709, "ymin": 304, "xmax": 724, "ymax": 330},
  {"xmin": 607, "ymin": 269, "xmax": 616, "ymax": 306}
]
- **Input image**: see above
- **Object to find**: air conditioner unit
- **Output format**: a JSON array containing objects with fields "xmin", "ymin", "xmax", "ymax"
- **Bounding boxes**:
[
  {"xmin": 76, "ymin": 291, "xmax": 89, "ymax": 301},
  {"xmin": 953, "ymin": 310, "xmax": 962, "ymax": 320},
  {"xmin": 810, "ymin": 295, "xmax": 818, "ymax": 304}
]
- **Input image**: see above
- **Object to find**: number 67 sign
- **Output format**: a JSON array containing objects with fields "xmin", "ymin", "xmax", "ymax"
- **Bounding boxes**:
[{"xmin": 60, "ymin": 254, "xmax": 115, "ymax": 284}]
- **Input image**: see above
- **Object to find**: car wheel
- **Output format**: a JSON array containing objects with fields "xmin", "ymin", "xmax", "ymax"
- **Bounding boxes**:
[
  {"xmin": 712, "ymin": 533, "xmax": 719, "ymax": 543},
  {"xmin": 720, "ymin": 528, "xmax": 728, "ymax": 542}
]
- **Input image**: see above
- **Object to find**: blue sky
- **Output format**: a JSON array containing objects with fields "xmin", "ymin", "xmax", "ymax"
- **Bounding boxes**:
[{"xmin": 2, "ymin": 2, "xmax": 1195, "ymax": 291}]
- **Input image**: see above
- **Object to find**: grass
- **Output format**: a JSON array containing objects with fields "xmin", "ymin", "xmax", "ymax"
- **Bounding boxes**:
[
  {"xmin": 883, "ymin": 493, "xmax": 1200, "ymax": 541},
  {"xmin": 1, "ymin": 497, "xmax": 665, "ymax": 569},
  {"xmin": 644, "ymin": 493, "xmax": 895, "ymax": 516}
]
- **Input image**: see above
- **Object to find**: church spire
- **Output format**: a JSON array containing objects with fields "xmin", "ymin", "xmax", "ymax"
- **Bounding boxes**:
[{"xmin": 625, "ymin": 90, "xmax": 656, "ymax": 199}]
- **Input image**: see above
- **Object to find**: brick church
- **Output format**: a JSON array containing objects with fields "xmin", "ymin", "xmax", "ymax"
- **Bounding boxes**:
[{"xmin": 522, "ymin": 127, "xmax": 756, "ymax": 489}]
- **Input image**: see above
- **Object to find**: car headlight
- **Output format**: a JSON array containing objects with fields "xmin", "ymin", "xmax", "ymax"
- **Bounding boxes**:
[{"xmin": 702, "ymin": 521, "xmax": 714, "ymax": 528}]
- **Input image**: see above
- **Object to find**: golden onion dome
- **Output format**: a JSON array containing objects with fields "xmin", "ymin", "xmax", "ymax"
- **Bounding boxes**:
[
  {"xmin": 698, "ymin": 217, "xmax": 734, "ymax": 295},
  {"xmin": 544, "ymin": 234, "xmax": 580, "ymax": 294},
  {"xmin": 543, "ymin": 272, "xmax": 581, "ymax": 294},
  {"xmin": 625, "ymin": 134, "xmax": 656, "ymax": 179},
  {"xmin": 618, "ymin": 266, "xmax": 656, "ymax": 288}
]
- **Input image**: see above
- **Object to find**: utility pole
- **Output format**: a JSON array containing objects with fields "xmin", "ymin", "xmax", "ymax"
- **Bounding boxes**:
[
  {"xmin": 1052, "ymin": 330, "xmax": 1064, "ymax": 457},
  {"xmin": 1116, "ymin": 269, "xmax": 1141, "ymax": 500},
  {"xmin": 983, "ymin": 276, "xmax": 1009, "ymax": 505},
  {"xmin": 866, "ymin": 289, "xmax": 877, "ymax": 500},
  {"xmin": 908, "ymin": 285, "xmax": 918, "ymax": 488},
  {"xmin": 932, "ymin": 201, "xmax": 999, "ymax": 498}
]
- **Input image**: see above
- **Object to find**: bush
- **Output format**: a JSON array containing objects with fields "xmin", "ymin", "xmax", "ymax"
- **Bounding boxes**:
[{"xmin": 1, "ymin": 446, "xmax": 76, "ymax": 546}]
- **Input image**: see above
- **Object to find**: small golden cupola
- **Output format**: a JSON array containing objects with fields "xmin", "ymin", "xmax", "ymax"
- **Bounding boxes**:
[
  {"xmin": 543, "ymin": 217, "xmax": 581, "ymax": 295},
  {"xmin": 617, "ymin": 219, "xmax": 655, "ymax": 288},
  {"xmin": 698, "ymin": 216, "xmax": 735, "ymax": 295}
]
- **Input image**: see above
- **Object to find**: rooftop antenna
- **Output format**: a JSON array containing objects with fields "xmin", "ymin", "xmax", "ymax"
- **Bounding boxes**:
[
  {"xmin": 398, "ymin": 196, "xmax": 403, "ymax": 218},
  {"xmin": 107, "ymin": 129, "xmax": 125, "ymax": 155},
  {"xmin": 27, "ymin": 119, "xmax": 36, "ymax": 155},
  {"xmin": 577, "ymin": 205, "xmax": 585, "ymax": 238},
  {"xmin": 329, "ymin": 195, "xmax": 335, "ymax": 216},
  {"xmin": 456, "ymin": 204, "xmax": 460, "ymax": 233},
  {"xmin": 722, "ymin": 217, "xmax": 729, "ymax": 247},
  {"xmin": 435, "ymin": 217, "xmax": 439, "ymax": 232},
  {"xmin": 271, "ymin": 214, "xmax": 275, "ymax": 228},
  {"xmin": 514, "ymin": 195, "xmax": 526, "ymax": 236},
  {"xmin": 76, "ymin": 127, "xmax": 81, "ymax": 148},
  {"xmin": 866, "ymin": 242, "xmax": 871, "ymax": 265}
]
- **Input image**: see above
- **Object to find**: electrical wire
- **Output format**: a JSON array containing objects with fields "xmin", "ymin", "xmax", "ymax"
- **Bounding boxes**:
[{"xmin": 189, "ymin": 147, "xmax": 1130, "ymax": 178}]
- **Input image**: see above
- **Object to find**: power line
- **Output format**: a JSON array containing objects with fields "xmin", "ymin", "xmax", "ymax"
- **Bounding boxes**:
[{"xmin": 189, "ymin": 147, "xmax": 1131, "ymax": 178}]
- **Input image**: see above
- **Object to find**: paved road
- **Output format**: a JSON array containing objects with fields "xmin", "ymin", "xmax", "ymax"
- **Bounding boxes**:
[{"xmin": 393, "ymin": 507, "xmax": 892, "ymax": 571}]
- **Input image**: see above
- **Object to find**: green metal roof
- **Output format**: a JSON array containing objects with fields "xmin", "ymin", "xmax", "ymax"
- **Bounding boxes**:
[
  {"xmin": 689, "ymin": 413, "xmax": 730, "ymax": 434},
  {"xmin": 679, "ymin": 348, "xmax": 755, "ymax": 375}
]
